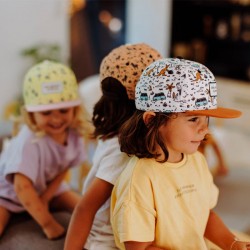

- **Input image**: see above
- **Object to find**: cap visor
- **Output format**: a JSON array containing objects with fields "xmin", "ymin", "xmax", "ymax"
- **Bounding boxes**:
[
  {"xmin": 185, "ymin": 107, "xmax": 242, "ymax": 118},
  {"xmin": 26, "ymin": 99, "xmax": 82, "ymax": 112}
]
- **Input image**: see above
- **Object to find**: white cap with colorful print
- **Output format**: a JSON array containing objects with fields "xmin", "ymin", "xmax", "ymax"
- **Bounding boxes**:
[{"xmin": 135, "ymin": 58, "xmax": 241, "ymax": 118}]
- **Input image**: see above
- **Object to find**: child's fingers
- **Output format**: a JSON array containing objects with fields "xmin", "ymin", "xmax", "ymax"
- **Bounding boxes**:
[{"xmin": 231, "ymin": 241, "xmax": 250, "ymax": 250}]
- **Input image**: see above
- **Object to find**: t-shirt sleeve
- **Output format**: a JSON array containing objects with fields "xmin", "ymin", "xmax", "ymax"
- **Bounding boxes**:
[
  {"xmin": 113, "ymin": 201, "xmax": 156, "ymax": 243},
  {"xmin": 96, "ymin": 149, "xmax": 129, "ymax": 185},
  {"xmin": 5, "ymin": 140, "xmax": 40, "ymax": 184},
  {"xmin": 94, "ymin": 138, "xmax": 130, "ymax": 185},
  {"xmin": 111, "ymin": 159, "xmax": 156, "ymax": 243},
  {"xmin": 209, "ymin": 175, "xmax": 219, "ymax": 209}
]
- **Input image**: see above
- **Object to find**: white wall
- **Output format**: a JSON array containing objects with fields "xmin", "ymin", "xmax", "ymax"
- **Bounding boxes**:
[
  {"xmin": 0, "ymin": 0, "xmax": 69, "ymax": 119},
  {"xmin": 125, "ymin": 0, "xmax": 172, "ymax": 57}
]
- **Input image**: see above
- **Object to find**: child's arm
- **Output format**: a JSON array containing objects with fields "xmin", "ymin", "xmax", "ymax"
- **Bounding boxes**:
[
  {"xmin": 204, "ymin": 210, "xmax": 250, "ymax": 249},
  {"xmin": 14, "ymin": 173, "xmax": 65, "ymax": 239},
  {"xmin": 64, "ymin": 177, "xmax": 113, "ymax": 250},
  {"xmin": 125, "ymin": 241, "xmax": 166, "ymax": 250},
  {"xmin": 40, "ymin": 169, "xmax": 68, "ymax": 208}
]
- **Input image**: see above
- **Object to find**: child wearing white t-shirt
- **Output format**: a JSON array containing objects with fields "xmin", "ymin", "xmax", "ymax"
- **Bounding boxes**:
[{"xmin": 64, "ymin": 43, "xmax": 162, "ymax": 250}]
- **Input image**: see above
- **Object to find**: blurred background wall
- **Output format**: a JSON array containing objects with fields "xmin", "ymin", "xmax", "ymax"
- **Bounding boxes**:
[
  {"xmin": 0, "ymin": 0, "xmax": 69, "ymax": 120},
  {"xmin": 1, "ymin": 0, "xmax": 250, "ymax": 134}
]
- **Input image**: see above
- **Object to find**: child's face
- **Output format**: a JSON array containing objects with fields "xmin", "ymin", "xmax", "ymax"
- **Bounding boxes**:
[
  {"xmin": 32, "ymin": 107, "xmax": 75, "ymax": 139},
  {"xmin": 159, "ymin": 113, "xmax": 209, "ymax": 162}
]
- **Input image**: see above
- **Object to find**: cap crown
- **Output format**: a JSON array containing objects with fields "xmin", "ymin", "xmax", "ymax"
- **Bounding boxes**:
[
  {"xmin": 136, "ymin": 58, "xmax": 217, "ymax": 112},
  {"xmin": 100, "ymin": 43, "xmax": 162, "ymax": 99},
  {"xmin": 23, "ymin": 60, "xmax": 81, "ymax": 112}
]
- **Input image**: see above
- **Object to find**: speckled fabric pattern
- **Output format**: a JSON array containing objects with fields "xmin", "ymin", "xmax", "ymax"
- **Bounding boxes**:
[
  {"xmin": 135, "ymin": 58, "xmax": 241, "ymax": 118},
  {"xmin": 99, "ymin": 43, "xmax": 162, "ymax": 99},
  {"xmin": 23, "ymin": 60, "xmax": 81, "ymax": 112}
]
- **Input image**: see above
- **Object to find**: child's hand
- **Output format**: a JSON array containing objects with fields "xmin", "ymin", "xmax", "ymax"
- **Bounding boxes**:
[
  {"xmin": 42, "ymin": 218, "xmax": 65, "ymax": 240},
  {"xmin": 230, "ymin": 240, "xmax": 250, "ymax": 250}
]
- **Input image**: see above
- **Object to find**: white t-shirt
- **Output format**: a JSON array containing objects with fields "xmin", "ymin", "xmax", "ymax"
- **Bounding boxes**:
[
  {"xmin": 111, "ymin": 152, "xmax": 219, "ymax": 250},
  {"xmin": 82, "ymin": 137, "xmax": 130, "ymax": 250}
]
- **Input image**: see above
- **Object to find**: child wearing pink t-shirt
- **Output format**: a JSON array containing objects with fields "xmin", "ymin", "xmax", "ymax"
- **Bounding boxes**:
[{"xmin": 0, "ymin": 60, "xmax": 91, "ymax": 240}]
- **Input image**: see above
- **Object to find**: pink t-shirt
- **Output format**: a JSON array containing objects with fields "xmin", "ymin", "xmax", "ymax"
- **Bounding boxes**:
[{"xmin": 0, "ymin": 125, "xmax": 86, "ymax": 212}]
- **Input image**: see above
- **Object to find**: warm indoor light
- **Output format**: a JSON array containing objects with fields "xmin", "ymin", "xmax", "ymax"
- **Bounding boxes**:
[
  {"xmin": 69, "ymin": 0, "xmax": 86, "ymax": 15},
  {"xmin": 231, "ymin": 0, "xmax": 250, "ymax": 5}
]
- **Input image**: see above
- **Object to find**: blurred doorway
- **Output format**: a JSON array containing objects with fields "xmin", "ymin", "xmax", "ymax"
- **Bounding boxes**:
[{"xmin": 70, "ymin": 0, "xmax": 126, "ymax": 82}]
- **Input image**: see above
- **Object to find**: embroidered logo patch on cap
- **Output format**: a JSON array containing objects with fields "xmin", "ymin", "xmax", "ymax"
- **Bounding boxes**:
[{"xmin": 42, "ymin": 82, "xmax": 63, "ymax": 94}]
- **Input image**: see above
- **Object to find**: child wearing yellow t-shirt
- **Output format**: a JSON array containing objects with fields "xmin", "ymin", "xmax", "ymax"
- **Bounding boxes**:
[{"xmin": 111, "ymin": 58, "xmax": 250, "ymax": 250}]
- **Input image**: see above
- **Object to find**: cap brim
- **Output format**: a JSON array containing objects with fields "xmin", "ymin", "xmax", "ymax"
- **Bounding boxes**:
[
  {"xmin": 185, "ymin": 107, "xmax": 242, "ymax": 118},
  {"xmin": 26, "ymin": 99, "xmax": 82, "ymax": 112}
]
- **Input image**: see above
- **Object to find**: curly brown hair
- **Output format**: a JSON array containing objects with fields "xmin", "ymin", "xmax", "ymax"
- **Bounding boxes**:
[{"xmin": 92, "ymin": 77, "xmax": 136, "ymax": 140}]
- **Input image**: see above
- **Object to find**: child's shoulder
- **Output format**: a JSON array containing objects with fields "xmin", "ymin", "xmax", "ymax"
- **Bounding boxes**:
[
  {"xmin": 10, "ymin": 125, "xmax": 36, "ymax": 144},
  {"xmin": 95, "ymin": 137, "xmax": 120, "ymax": 155},
  {"xmin": 126, "ymin": 157, "xmax": 156, "ymax": 177},
  {"xmin": 187, "ymin": 151, "xmax": 209, "ymax": 169},
  {"xmin": 99, "ymin": 136, "xmax": 118, "ymax": 144},
  {"xmin": 190, "ymin": 151, "xmax": 206, "ymax": 161},
  {"xmin": 0, "ymin": 126, "xmax": 38, "ymax": 166}
]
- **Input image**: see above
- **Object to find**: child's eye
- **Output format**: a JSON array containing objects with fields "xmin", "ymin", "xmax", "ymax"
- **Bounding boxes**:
[
  {"xmin": 59, "ymin": 108, "xmax": 69, "ymax": 114},
  {"xmin": 188, "ymin": 117, "xmax": 198, "ymax": 122}
]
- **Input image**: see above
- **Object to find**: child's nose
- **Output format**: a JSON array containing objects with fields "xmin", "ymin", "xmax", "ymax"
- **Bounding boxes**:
[
  {"xmin": 199, "ymin": 122, "xmax": 209, "ymax": 135},
  {"xmin": 51, "ymin": 112, "xmax": 62, "ymax": 121}
]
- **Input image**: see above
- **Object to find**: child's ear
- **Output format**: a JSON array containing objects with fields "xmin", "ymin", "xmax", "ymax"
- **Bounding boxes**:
[{"xmin": 143, "ymin": 111, "xmax": 156, "ymax": 126}]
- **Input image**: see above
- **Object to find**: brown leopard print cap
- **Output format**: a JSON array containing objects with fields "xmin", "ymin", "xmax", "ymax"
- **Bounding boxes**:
[{"xmin": 99, "ymin": 43, "xmax": 162, "ymax": 99}]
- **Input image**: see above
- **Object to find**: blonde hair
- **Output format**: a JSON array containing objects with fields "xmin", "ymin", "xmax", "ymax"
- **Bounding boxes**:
[{"xmin": 21, "ymin": 105, "xmax": 94, "ymax": 139}]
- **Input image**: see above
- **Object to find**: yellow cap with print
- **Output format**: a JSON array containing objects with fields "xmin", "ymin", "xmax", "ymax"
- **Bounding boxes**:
[{"xmin": 23, "ymin": 60, "xmax": 81, "ymax": 112}]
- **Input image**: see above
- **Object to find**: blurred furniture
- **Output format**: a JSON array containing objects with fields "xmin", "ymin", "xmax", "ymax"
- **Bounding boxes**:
[
  {"xmin": 208, "ymin": 78, "xmax": 250, "ymax": 241},
  {"xmin": 199, "ymin": 134, "xmax": 228, "ymax": 177}
]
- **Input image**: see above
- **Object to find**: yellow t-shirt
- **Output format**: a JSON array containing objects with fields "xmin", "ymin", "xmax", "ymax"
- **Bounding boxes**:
[{"xmin": 111, "ymin": 151, "xmax": 219, "ymax": 250}]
